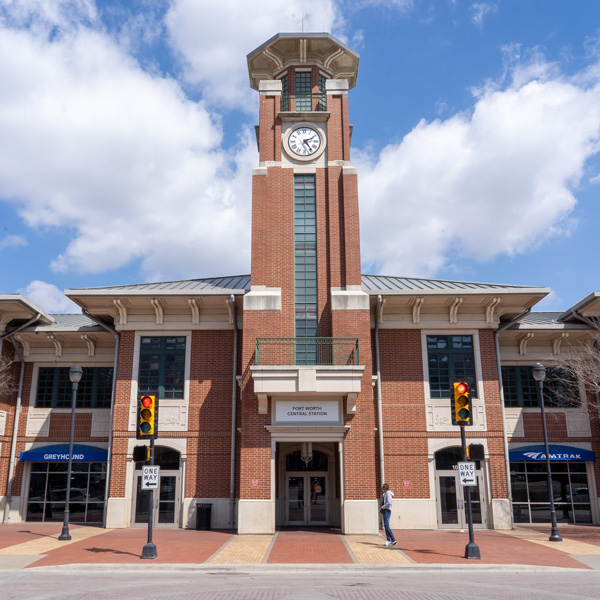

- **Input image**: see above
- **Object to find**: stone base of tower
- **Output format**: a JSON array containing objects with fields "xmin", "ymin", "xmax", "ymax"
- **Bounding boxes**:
[
  {"xmin": 342, "ymin": 500, "xmax": 379, "ymax": 534},
  {"xmin": 238, "ymin": 499, "xmax": 276, "ymax": 534}
]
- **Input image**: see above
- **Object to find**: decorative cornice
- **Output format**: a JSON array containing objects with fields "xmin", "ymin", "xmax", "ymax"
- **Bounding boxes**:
[
  {"xmin": 81, "ymin": 334, "xmax": 97, "ymax": 357},
  {"xmin": 150, "ymin": 298, "xmax": 164, "ymax": 325},
  {"xmin": 46, "ymin": 333, "xmax": 63, "ymax": 357},
  {"xmin": 485, "ymin": 297, "xmax": 501, "ymax": 324},
  {"xmin": 552, "ymin": 332, "xmax": 569, "ymax": 356},
  {"xmin": 113, "ymin": 298, "xmax": 129, "ymax": 325},
  {"xmin": 518, "ymin": 332, "xmax": 534, "ymax": 355},
  {"xmin": 188, "ymin": 298, "xmax": 201, "ymax": 325},
  {"xmin": 410, "ymin": 297, "xmax": 424, "ymax": 324},
  {"xmin": 447, "ymin": 297, "xmax": 463, "ymax": 324}
]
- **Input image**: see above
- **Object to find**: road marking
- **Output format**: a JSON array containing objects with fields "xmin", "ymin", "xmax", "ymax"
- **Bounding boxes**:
[
  {"xmin": 499, "ymin": 528, "xmax": 600, "ymax": 555},
  {"xmin": 344, "ymin": 535, "xmax": 413, "ymax": 564},
  {"xmin": 0, "ymin": 526, "xmax": 108, "ymax": 556},
  {"xmin": 209, "ymin": 534, "xmax": 273, "ymax": 564}
]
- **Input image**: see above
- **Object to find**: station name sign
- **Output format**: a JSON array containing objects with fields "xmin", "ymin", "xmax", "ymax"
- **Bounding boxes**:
[{"xmin": 275, "ymin": 400, "xmax": 339, "ymax": 423}]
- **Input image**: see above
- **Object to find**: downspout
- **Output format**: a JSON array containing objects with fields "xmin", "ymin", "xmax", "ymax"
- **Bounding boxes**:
[
  {"xmin": 2, "ymin": 312, "xmax": 41, "ymax": 524},
  {"xmin": 375, "ymin": 295, "xmax": 385, "ymax": 487},
  {"xmin": 82, "ymin": 309, "xmax": 120, "ymax": 529},
  {"xmin": 227, "ymin": 295, "xmax": 239, "ymax": 530},
  {"xmin": 494, "ymin": 307, "xmax": 531, "ymax": 530}
]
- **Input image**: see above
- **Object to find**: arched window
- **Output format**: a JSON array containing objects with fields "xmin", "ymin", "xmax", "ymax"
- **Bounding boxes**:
[
  {"xmin": 286, "ymin": 450, "xmax": 328, "ymax": 471},
  {"xmin": 435, "ymin": 447, "xmax": 481, "ymax": 470},
  {"xmin": 135, "ymin": 446, "xmax": 180, "ymax": 470}
]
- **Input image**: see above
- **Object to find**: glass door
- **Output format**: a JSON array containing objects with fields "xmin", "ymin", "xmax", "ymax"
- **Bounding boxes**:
[
  {"xmin": 133, "ymin": 470, "xmax": 179, "ymax": 528},
  {"xmin": 436, "ymin": 470, "xmax": 487, "ymax": 529},
  {"xmin": 286, "ymin": 474, "xmax": 329, "ymax": 525}
]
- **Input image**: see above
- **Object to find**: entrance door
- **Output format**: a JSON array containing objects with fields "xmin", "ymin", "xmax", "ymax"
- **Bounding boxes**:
[
  {"xmin": 287, "ymin": 474, "xmax": 328, "ymax": 525},
  {"xmin": 436, "ymin": 470, "xmax": 487, "ymax": 529},
  {"xmin": 133, "ymin": 470, "xmax": 180, "ymax": 528}
]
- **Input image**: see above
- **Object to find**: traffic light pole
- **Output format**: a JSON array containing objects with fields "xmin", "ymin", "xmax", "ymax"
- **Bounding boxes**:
[
  {"xmin": 141, "ymin": 438, "xmax": 157, "ymax": 559},
  {"xmin": 460, "ymin": 425, "xmax": 480, "ymax": 559}
]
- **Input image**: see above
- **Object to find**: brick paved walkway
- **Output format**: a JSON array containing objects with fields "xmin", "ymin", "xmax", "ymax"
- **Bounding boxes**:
[{"xmin": 0, "ymin": 524, "xmax": 597, "ymax": 570}]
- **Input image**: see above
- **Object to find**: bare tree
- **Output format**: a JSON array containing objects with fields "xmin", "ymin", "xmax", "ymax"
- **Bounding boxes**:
[
  {"xmin": 0, "ymin": 351, "xmax": 18, "ymax": 396},
  {"xmin": 558, "ymin": 331, "xmax": 600, "ymax": 414}
]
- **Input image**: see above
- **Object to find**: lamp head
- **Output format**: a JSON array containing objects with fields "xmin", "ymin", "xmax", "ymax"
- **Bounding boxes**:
[
  {"xmin": 69, "ymin": 364, "xmax": 83, "ymax": 384},
  {"xmin": 532, "ymin": 362, "xmax": 546, "ymax": 382}
]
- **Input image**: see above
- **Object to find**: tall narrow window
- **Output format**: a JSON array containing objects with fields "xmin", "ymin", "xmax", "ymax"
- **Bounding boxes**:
[
  {"xmin": 280, "ymin": 74, "xmax": 289, "ymax": 111},
  {"xmin": 294, "ymin": 174, "xmax": 317, "ymax": 364},
  {"xmin": 427, "ymin": 335, "xmax": 477, "ymax": 399},
  {"xmin": 139, "ymin": 336, "xmax": 186, "ymax": 399},
  {"xmin": 295, "ymin": 71, "xmax": 312, "ymax": 111},
  {"xmin": 318, "ymin": 74, "xmax": 327, "ymax": 111}
]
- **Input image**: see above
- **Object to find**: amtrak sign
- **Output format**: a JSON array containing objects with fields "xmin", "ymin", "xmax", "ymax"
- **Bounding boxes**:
[{"xmin": 509, "ymin": 444, "xmax": 596, "ymax": 463}]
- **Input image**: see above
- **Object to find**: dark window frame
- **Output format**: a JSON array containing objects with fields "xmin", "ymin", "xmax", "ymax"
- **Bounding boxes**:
[
  {"xmin": 501, "ymin": 365, "xmax": 580, "ymax": 408},
  {"xmin": 138, "ymin": 336, "xmax": 186, "ymax": 400},
  {"xmin": 426, "ymin": 335, "xmax": 478, "ymax": 399},
  {"xmin": 35, "ymin": 367, "xmax": 113, "ymax": 409}
]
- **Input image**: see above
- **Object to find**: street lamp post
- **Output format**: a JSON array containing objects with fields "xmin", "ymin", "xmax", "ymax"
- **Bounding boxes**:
[
  {"xmin": 59, "ymin": 364, "xmax": 83, "ymax": 541},
  {"xmin": 532, "ymin": 362, "xmax": 562, "ymax": 542}
]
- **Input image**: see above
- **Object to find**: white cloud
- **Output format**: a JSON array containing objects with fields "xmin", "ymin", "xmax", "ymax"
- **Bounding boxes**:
[
  {"xmin": 0, "ymin": 14, "xmax": 254, "ymax": 281},
  {"xmin": 18, "ymin": 280, "xmax": 80, "ymax": 313},
  {"xmin": 164, "ymin": 0, "xmax": 339, "ymax": 109},
  {"xmin": 357, "ymin": 59, "xmax": 600, "ymax": 277},
  {"xmin": 470, "ymin": 2, "xmax": 497, "ymax": 28},
  {"xmin": 0, "ymin": 234, "xmax": 27, "ymax": 250}
]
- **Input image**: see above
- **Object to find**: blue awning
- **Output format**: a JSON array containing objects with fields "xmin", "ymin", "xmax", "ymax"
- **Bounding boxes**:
[
  {"xmin": 19, "ymin": 444, "xmax": 108, "ymax": 463},
  {"xmin": 510, "ymin": 444, "xmax": 596, "ymax": 462}
]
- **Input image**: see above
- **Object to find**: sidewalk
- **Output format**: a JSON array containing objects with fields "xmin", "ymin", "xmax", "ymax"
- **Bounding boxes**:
[{"xmin": 1, "ymin": 524, "xmax": 600, "ymax": 571}]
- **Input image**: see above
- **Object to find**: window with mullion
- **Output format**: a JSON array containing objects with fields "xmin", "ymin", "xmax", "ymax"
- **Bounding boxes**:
[
  {"xmin": 502, "ymin": 366, "xmax": 580, "ymax": 408},
  {"xmin": 295, "ymin": 71, "xmax": 312, "ymax": 111},
  {"xmin": 139, "ymin": 337, "xmax": 186, "ymax": 399},
  {"xmin": 35, "ymin": 367, "xmax": 113, "ymax": 408},
  {"xmin": 281, "ymin": 74, "xmax": 289, "ymax": 111},
  {"xmin": 427, "ymin": 335, "xmax": 477, "ymax": 399},
  {"xmin": 318, "ymin": 74, "xmax": 327, "ymax": 111}
]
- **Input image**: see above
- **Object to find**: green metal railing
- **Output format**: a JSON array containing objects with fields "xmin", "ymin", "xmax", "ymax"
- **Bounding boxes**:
[
  {"xmin": 281, "ymin": 93, "xmax": 327, "ymax": 112},
  {"xmin": 255, "ymin": 337, "xmax": 359, "ymax": 366}
]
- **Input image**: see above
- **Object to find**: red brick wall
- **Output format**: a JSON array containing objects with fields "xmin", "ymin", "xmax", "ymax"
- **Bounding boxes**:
[
  {"xmin": 186, "ymin": 330, "xmax": 235, "ymax": 498},
  {"xmin": 377, "ymin": 328, "xmax": 509, "ymax": 500}
]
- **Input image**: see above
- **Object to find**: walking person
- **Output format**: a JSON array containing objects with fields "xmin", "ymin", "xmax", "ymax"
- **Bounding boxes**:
[{"xmin": 380, "ymin": 483, "xmax": 396, "ymax": 546}]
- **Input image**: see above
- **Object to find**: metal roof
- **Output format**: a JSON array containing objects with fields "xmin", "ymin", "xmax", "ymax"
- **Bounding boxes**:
[
  {"xmin": 66, "ymin": 274, "xmax": 548, "ymax": 298},
  {"xmin": 509, "ymin": 311, "xmax": 589, "ymax": 330},
  {"xmin": 28, "ymin": 313, "xmax": 100, "ymax": 332},
  {"xmin": 66, "ymin": 275, "xmax": 252, "ymax": 296},
  {"xmin": 360, "ymin": 274, "xmax": 549, "ymax": 295}
]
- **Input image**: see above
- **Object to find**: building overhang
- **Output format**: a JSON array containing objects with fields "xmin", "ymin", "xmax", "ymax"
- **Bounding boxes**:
[
  {"xmin": 250, "ymin": 364, "xmax": 365, "ymax": 414},
  {"xmin": 247, "ymin": 33, "xmax": 359, "ymax": 90}
]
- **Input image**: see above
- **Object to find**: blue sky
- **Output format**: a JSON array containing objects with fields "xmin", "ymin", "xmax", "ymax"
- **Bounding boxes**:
[{"xmin": 0, "ymin": 0, "xmax": 599, "ymax": 314}]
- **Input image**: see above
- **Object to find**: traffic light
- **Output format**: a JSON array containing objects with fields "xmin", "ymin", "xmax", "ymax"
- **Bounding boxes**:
[
  {"xmin": 136, "ymin": 395, "xmax": 158, "ymax": 439},
  {"xmin": 133, "ymin": 445, "xmax": 151, "ymax": 463},
  {"xmin": 467, "ymin": 444, "xmax": 485, "ymax": 461},
  {"xmin": 451, "ymin": 381, "xmax": 472, "ymax": 426}
]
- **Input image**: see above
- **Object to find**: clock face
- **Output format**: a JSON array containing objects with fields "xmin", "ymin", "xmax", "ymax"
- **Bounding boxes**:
[{"xmin": 288, "ymin": 126, "xmax": 321, "ymax": 157}]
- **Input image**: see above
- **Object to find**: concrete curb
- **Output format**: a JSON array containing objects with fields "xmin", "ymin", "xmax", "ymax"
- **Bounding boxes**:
[{"xmin": 22, "ymin": 562, "xmax": 587, "ymax": 574}]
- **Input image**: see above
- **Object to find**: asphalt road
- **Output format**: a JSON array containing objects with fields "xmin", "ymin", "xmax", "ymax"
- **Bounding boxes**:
[{"xmin": 2, "ymin": 568, "xmax": 600, "ymax": 600}]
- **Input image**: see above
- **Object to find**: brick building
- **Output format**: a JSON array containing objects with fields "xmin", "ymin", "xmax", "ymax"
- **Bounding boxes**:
[{"xmin": 1, "ymin": 33, "xmax": 598, "ymax": 534}]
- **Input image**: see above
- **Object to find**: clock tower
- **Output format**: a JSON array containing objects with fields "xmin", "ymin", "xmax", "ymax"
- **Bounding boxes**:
[{"xmin": 239, "ymin": 34, "xmax": 375, "ymax": 534}]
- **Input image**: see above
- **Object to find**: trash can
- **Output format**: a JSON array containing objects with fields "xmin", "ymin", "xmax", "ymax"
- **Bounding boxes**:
[{"xmin": 196, "ymin": 503, "xmax": 212, "ymax": 530}]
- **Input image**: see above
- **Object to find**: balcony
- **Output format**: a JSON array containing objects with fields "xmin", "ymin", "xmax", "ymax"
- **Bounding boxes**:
[
  {"xmin": 255, "ymin": 337, "xmax": 359, "ymax": 366},
  {"xmin": 251, "ymin": 337, "xmax": 364, "ymax": 415},
  {"xmin": 281, "ymin": 93, "xmax": 327, "ymax": 112}
]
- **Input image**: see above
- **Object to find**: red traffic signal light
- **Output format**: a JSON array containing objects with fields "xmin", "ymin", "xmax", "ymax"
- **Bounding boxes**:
[
  {"xmin": 451, "ymin": 381, "xmax": 472, "ymax": 426},
  {"xmin": 136, "ymin": 395, "xmax": 158, "ymax": 439}
]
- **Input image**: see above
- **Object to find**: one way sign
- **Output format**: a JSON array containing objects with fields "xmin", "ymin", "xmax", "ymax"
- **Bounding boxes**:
[
  {"xmin": 458, "ymin": 462, "xmax": 476, "ymax": 486},
  {"xmin": 142, "ymin": 465, "xmax": 160, "ymax": 490}
]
